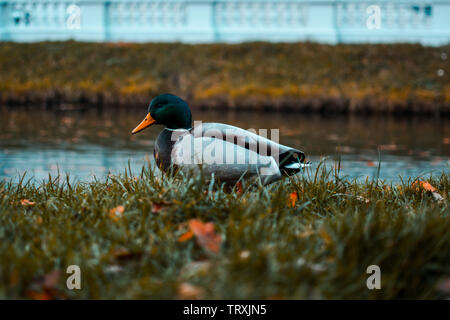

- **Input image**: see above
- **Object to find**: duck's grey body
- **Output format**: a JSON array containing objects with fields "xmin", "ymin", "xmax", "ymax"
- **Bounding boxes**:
[{"xmin": 154, "ymin": 123, "xmax": 307, "ymax": 185}]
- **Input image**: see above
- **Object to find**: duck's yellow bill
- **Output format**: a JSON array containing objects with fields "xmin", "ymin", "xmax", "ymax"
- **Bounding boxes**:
[{"xmin": 132, "ymin": 113, "xmax": 157, "ymax": 134}]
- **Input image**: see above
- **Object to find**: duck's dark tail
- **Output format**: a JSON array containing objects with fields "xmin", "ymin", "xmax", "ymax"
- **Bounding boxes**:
[{"xmin": 279, "ymin": 149, "xmax": 311, "ymax": 176}]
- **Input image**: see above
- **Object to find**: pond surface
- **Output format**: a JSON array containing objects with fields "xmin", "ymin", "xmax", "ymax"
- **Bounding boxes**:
[{"xmin": 0, "ymin": 107, "xmax": 449, "ymax": 184}]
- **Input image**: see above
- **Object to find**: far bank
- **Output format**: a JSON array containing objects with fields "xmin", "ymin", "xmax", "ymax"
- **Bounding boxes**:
[{"xmin": 0, "ymin": 42, "xmax": 449, "ymax": 115}]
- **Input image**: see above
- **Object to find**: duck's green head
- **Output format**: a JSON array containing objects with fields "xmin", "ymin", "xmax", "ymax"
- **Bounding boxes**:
[{"xmin": 132, "ymin": 93, "xmax": 192, "ymax": 134}]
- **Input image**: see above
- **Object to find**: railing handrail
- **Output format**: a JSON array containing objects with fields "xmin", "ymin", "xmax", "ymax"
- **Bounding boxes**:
[{"xmin": 1, "ymin": 0, "xmax": 449, "ymax": 45}]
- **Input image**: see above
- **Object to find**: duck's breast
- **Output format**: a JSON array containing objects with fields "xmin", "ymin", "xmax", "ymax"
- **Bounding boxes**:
[{"xmin": 154, "ymin": 129, "xmax": 182, "ymax": 172}]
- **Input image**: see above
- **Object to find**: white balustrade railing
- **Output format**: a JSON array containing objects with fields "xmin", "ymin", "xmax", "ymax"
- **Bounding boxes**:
[{"xmin": 0, "ymin": 1, "xmax": 449, "ymax": 44}]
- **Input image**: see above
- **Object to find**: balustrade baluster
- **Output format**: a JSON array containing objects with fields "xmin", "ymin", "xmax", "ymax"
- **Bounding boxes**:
[{"xmin": 0, "ymin": 1, "xmax": 447, "ymax": 44}]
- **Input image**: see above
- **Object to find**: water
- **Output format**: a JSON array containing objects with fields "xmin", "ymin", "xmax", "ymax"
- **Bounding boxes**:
[{"xmin": 0, "ymin": 107, "xmax": 448, "ymax": 184}]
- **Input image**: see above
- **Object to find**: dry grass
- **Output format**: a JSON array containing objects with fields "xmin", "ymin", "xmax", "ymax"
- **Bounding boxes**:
[{"xmin": 0, "ymin": 42, "xmax": 449, "ymax": 114}]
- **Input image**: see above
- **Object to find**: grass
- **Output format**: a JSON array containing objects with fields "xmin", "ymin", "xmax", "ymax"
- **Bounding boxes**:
[
  {"xmin": 0, "ymin": 42, "xmax": 449, "ymax": 114},
  {"xmin": 0, "ymin": 163, "xmax": 449, "ymax": 299}
]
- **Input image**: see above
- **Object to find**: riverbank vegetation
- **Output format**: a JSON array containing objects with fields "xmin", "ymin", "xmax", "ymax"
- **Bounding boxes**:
[
  {"xmin": 0, "ymin": 164, "xmax": 449, "ymax": 299},
  {"xmin": 0, "ymin": 42, "xmax": 449, "ymax": 114}
]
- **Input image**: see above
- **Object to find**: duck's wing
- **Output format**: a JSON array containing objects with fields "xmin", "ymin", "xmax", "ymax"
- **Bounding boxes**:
[
  {"xmin": 192, "ymin": 123, "xmax": 307, "ymax": 176},
  {"xmin": 171, "ymin": 132, "xmax": 282, "ymax": 185}
]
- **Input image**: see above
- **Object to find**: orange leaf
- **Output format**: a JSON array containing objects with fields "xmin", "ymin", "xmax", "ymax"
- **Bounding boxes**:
[
  {"xmin": 319, "ymin": 228, "xmax": 332, "ymax": 246},
  {"xmin": 152, "ymin": 203, "xmax": 163, "ymax": 213},
  {"xmin": 152, "ymin": 201, "xmax": 171, "ymax": 213},
  {"xmin": 413, "ymin": 181, "xmax": 443, "ymax": 201},
  {"xmin": 111, "ymin": 248, "xmax": 143, "ymax": 262},
  {"xmin": 20, "ymin": 199, "xmax": 35, "ymax": 206},
  {"xmin": 366, "ymin": 161, "xmax": 375, "ymax": 167},
  {"xmin": 412, "ymin": 180, "xmax": 437, "ymax": 193},
  {"xmin": 298, "ymin": 230, "xmax": 314, "ymax": 238},
  {"xmin": 26, "ymin": 270, "xmax": 62, "ymax": 300},
  {"xmin": 177, "ymin": 282, "xmax": 204, "ymax": 300},
  {"xmin": 236, "ymin": 181, "xmax": 243, "ymax": 194},
  {"xmin": 109, "ymin": 205, "xmax": 124, "ymax": 221},
  {"xmin": 188, "ymin": 219, "xmax": 222, "ymax": 254},
  {"xmin": 26, "ymin": 290, "xmax": 52, "ymax": 300},
  {"xmin": 111, "ymin": 247, "xmax": 130, "ymax": 259},
  {"xmin": 178, "ymin": 231, "xmax": 194, "ymax": 242},
  {"xmin": 288, "ymin": 192, "xmax": 298, "ymax": 207}
]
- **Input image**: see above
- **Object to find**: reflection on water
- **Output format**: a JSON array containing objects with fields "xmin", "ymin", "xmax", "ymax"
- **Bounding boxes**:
[{"xmin": 0, "ymin": 107, "xmax": 449, "ymax": 183}]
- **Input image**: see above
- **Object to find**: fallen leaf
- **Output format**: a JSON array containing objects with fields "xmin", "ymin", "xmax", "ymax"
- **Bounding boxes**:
[
  {"xmin": 412, "ymin": 180, "xmax": 443, "ymax": 201},
  {"xmin": 109, "ymin": 205, "xmax": 124, "ymax": 221},
  {"xmin": 152, "ymin": 201, "xmax": 171, "ymax": 213},
  {"xmin": 111, "ymin": 247, "xmax": 130, "ymax": 259},
  {"xmin": 111, "ymin": 248, "xmax": 143, "ymax": 262},
  {"xmin": 443, "ymin": 138, "xmax": 450, "ymax": 145},
  {"xmin": 177, "ymin": 282, "xmax": 204, "ymax": 300},
  {"xmin": 412, "ymin": 180, "xmax": 436, "ymax": 192},
  {"xmin": 152, "ymin": 203, "xmax": 163, "ymax": 213},
  {"xmin": 26, "ymin": 270, "xmax": 62, "ymax": 300},
  {"xmin": 239, "ymin": 250, "xmax": 251, "ymax": 260},
  {"xmin": 298, "ymin": 230, "xmax": 314, "ymax": 238},
  {"xmin": 178, "ymin": 231, "xmax": 194, "ymax": 242},
  {"xmin": 35, "ymin": 216, "xmax": 43, "ymax": 225},
  {"xmin": 319, "ymin": 228, "xmax": 332, "ymax": 246},
  {"xmin": 366, "ymin": 161, "xmax": 375, "ymax": 167},
  {"xmin": 288, "ymin": 192, "xmax": 298, "ymax": 207},
  {"xmin": 25, "ymin": 291, "xmax": 52, "ymax": 300},
  {"xmin": 61, "ymin": 117, "xmax": 74, "ymax": 126},
  {"xmin": 236, "ymin": 181, "xmax": 243, "ymax": 194},
  {"xmin": 20, "ymin": 199, "xmax": 35, "ymax": 206},
  {"xmin": 188, "ymin": 219, "xmax": 222, "ymax": 254}
]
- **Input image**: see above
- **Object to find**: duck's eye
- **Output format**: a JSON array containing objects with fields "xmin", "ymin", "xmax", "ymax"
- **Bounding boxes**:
[{"xmin": 156, "ymin": 103, "xmax": 162, "ymax": 108}]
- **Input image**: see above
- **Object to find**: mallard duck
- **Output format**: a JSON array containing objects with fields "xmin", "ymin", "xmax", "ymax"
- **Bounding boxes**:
[{"xmin": 132, "ymin": 93, "xmax": 309, "ymax": 185}]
